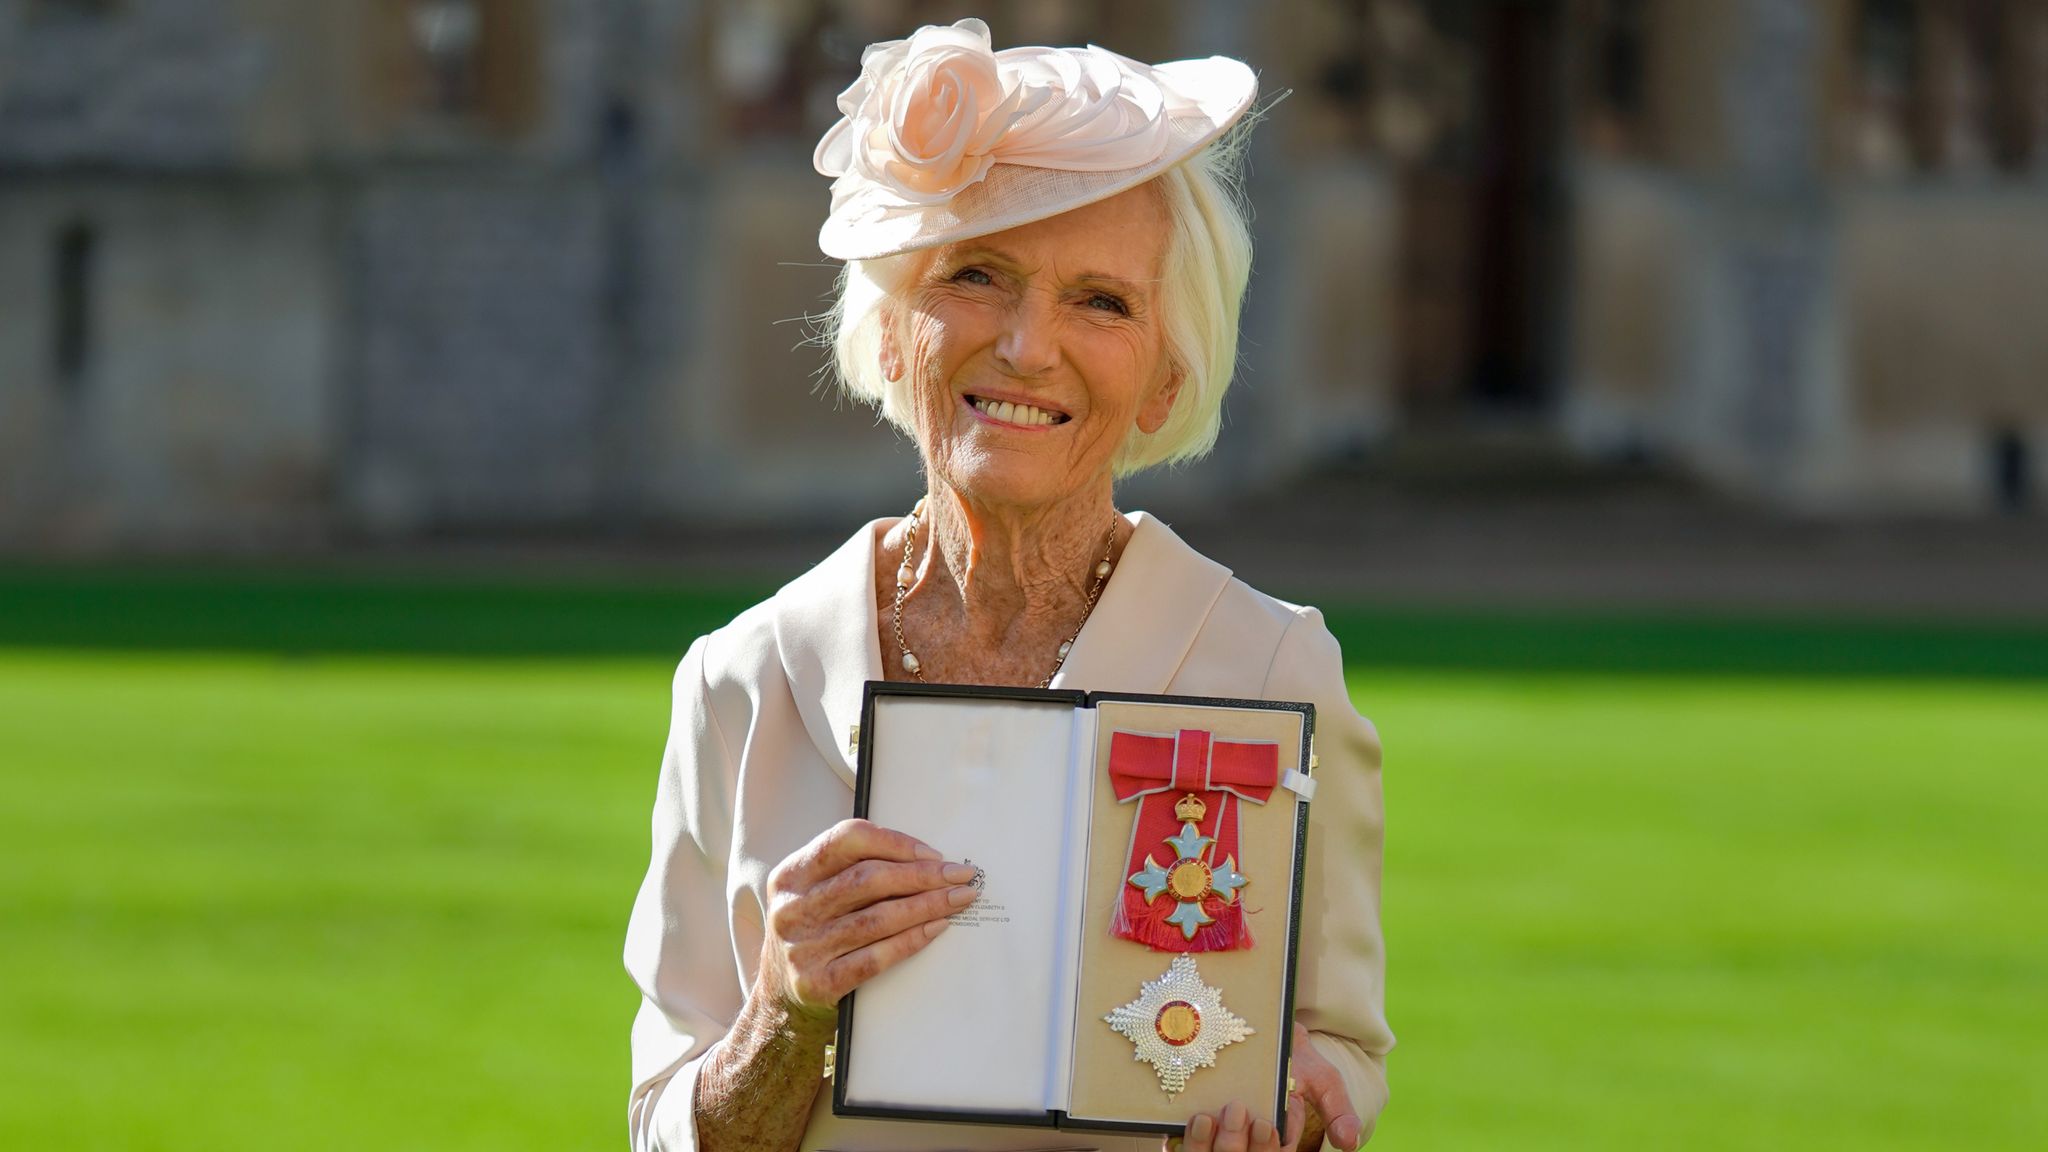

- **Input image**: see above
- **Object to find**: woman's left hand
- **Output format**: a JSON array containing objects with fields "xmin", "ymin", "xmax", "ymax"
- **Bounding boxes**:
[{"xmin": 1173, "ymin": 1024, "xmax": 1359, "ymax": 1152}]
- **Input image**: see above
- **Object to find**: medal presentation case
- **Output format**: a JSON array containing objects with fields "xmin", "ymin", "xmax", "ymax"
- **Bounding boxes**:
[{"xmin": 832, "ymin": 682, "xmax": 1318, "ymax": 1135}]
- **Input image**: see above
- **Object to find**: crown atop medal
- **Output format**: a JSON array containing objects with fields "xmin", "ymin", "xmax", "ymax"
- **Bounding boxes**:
[{"xmin": 1174, "ymin": 793, "xmax": 1207, "ymax": 823}]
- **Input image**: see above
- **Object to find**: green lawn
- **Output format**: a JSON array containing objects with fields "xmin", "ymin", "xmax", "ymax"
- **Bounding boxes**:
[
  {"xmin": 1364, "ymin": 669, "xmax": 2046, "ymax": 1149},
  {"xmin": 1, "ymin": 573, "xmax": 2043, "ymax": 1149},
  {"xmin": 0, "ymin": 652, "xmax": 665, "ymax": 1151}
]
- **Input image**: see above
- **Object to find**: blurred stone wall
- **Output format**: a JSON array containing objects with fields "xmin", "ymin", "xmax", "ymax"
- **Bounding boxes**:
[
  {"xmin": 1564, "ymin": 0, "xmax": 2048, "ymax": 514},
  {"xmin": 2, "ymin": 0, "xmax": 2045, "ymax": 552},
  {"xmin": 0, "ymin": 175, "xmax": 336, "ymax": 546}
]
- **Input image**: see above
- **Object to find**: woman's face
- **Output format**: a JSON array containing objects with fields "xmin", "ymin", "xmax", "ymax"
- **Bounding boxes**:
[{"xmin": 882, "ymin": 183, "xmax": 1180, "ymax": 511}]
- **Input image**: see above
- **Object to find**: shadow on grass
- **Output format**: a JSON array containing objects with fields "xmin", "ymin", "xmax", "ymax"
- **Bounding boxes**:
[{"xmin": 3, "ymin": 566, "xmax": 2045, "ymax": 679}]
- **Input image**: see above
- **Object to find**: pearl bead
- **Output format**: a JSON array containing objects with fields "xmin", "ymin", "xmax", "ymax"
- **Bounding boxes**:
[
  {"xmin": 1094, "ymin": 560, "xmax": 1112, "ymax": 579},
  {"xmin": 901, "ymin": 651, "xmax": 921, "ymax": 674},
  {"xmin": 1058, "ymin": 640, "xmax": 1073, "ymax": 659},
  {"xmin": 897, "ymin": 564, "xmax": 914, "ymax": 587}
]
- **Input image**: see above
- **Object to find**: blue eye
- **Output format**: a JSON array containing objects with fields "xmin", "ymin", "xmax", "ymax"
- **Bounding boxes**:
[
  {"xmin": 1088, "ymin": 293, "xmax": 1129, "ymax": 315},
  {"xmin": 954, "ymin": 267, "xmax": 994, "ymax": 286}
]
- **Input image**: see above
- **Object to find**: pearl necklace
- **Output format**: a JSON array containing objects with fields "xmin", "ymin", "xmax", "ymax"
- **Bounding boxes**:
[{"xmin": 892, "ymin": 498, "xmax": 1119, "ymax": 689}]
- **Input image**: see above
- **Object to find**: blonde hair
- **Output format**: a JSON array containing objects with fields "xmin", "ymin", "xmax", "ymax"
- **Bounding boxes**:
[{"xmin": 821, "ymin": 135, "xmax": 1255, "ymax": 477}]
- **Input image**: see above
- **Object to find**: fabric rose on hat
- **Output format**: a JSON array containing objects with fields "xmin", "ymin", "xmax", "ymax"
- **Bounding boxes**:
[
  {"xmin": 811, "ymin": 23, "xmax": 1256, "ymax": 260},
  {"xmin": 816, "ymin": 19, "xmax": 1031, "ymax": 209},
  {"xmin": 993, "ymin": 45, "xmax": 1181, "ymax": 170},
  {"xmin": 813, "ymin": 19, "xmax": 1192, "ymax": 217}
]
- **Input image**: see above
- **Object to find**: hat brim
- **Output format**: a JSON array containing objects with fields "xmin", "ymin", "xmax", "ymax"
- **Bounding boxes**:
[{"xmin": 818, "ymin": 57, "xmax": 1257, "ymax": 262}]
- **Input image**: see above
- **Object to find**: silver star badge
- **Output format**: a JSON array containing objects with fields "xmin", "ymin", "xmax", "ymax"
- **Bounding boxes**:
[{"xmin": 1103, "ymin": 954, "xmax": 1254, "ymax": 1096}]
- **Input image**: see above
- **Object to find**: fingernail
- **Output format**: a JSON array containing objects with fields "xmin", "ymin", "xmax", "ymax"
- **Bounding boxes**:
[
  {"xmin": 913, "ymin": 843, "xmax": 941, "ymax": 861},
  {"xmin": 1189, "ymin": 1115, "xmax": 1214, "ymax": 1140},
  {"xmin": 1251, "ymin": 1117, "xmax": 1274, "ymax": 1144},
  {"xmin": 942, "ymin": 863, "xmax": 977, "ymax": 883},
  {"xmin": 947, "ymin": 885, "xmax": 977, "ymax": 907},
  {"xmin": 923, "ymin": 918, "xmax": 949, "ymax": 938},
  {"xmin": 1222, "ymin": 1101, "xmax": 1247, "ymax": 1131},
  {"xmin": 1333, "ymin": 1119, "xmax": 1361, "ymax": 1149}
]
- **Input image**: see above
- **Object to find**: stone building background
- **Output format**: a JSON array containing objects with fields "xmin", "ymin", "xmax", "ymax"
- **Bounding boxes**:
[{"xmin": 1, "ymin": 0, "xmax": 2044, "ymax": 552}]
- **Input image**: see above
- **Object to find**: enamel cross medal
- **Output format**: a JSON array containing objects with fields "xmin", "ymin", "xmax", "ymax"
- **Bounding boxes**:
[
  {"xmin": 1127, "ymin": 793, "xmax": 1250, "ymax": 941},
  {"xmin": 1107, "ymin": 728, "xmax": 1279, "ymax": 952}
]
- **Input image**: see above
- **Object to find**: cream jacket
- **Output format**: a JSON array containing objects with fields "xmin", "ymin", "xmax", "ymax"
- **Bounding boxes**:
[{"xmin": 624, "ymin": 512, "xmax": 1394, "ymax": 1151}]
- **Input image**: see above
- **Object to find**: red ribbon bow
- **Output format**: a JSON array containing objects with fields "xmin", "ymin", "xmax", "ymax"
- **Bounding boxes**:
[{"xmin": 1107, "ymin": 729, "xmax": 1281, "ymax": 803}]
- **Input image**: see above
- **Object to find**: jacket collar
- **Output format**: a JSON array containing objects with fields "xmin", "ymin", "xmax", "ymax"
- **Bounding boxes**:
[
  {"xmin": 1050, "ymin": 510, "xmax": 1234, "ymax": 694},
  {"xmin": 770, "ymin": 510, "xmax": 1234, "ymax": 789}
]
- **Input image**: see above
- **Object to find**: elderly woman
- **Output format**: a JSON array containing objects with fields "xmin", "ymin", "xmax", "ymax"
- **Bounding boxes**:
[{"xmin": 625, "ymin": 20, "xmax": 1392, "ymax": 1152}]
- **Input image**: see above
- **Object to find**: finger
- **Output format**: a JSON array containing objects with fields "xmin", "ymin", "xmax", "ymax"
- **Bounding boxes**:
[
  {"xmin": 1297, "ymin": 1054, "xmax": 1360, "ymax": 1151},
  {"xmin": 807, "ymin": 855, "xmax": 974, "ymax": 919},
  {"xmin": 814, "ymin": 913, "xmax": 950, "ymax": 1001},
  {"xmin": 808, "ymin": 882, "xmax": 974, "ymax": 960},
  {"xmin": 780, "ymin": 819, "xmax": 938, "ymax": 888},
  {"xmin": 1301, "ymin": 1067, "xmax": 1359, "ymax": 1152},
  {"xmin": 1213, "ymin": 1101, "xmax": 1250, "ymax": 1152},
  {"xmin": 1182, "ymin": 1113, "xmax": 1217, "ymax": 1152},
  {"xmin": 1250, "ymin": 1113, "xmax": 1279, "ymax": 1152},
  {"xmin": 1323, "ymin": 1109, "xmax": 1364, "ymax": 1152},
  {"xmin": 768, "ymin": 863, "xmax": 968, "ymax": 946}
]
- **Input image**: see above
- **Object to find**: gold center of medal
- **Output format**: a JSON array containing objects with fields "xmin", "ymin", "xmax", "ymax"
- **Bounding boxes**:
[
  {"xmin": 1154, "ymin": 1000, "xmax": 1202, "ymax": 1046},
  {"xmin": 1167, "ymin": 859, "xmax": 1213, "ymax": 901}
]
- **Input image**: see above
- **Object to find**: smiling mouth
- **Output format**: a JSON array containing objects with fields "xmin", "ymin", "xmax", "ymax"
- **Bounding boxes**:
[{"xmin": 966, "ymin": 395, "xmax": 1070, "ymax": 427}]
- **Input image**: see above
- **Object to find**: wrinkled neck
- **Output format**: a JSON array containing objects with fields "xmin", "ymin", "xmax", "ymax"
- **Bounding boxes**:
[{"xmin": 914, "ymin": 479, "xmax": 1119, "ymax": 628}]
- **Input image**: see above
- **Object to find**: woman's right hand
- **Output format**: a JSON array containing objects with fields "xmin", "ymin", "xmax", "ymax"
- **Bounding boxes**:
[{"xmin": 754, "ymin": 817, "xmax": 979, "ymax": 1024}]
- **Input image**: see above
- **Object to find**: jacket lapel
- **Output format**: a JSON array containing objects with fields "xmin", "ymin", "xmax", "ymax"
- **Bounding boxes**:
[
  {"xmin": 1051, "ymin": 511, "xmax": 1233, "ymax": 695},
  {"xmin": 772, "ymin": 519, "xmax": 887, "ymax": 790}
]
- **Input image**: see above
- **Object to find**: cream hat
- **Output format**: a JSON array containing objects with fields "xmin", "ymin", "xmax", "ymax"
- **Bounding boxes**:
[{"xmin": 813, "ymin": 19, "xmax": 1257, "ymax": 261}]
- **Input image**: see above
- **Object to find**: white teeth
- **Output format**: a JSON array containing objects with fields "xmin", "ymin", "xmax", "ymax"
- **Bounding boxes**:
[{"xmin": 971, "ymin": 397, "xmax": 1063, "ymax": 426}]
